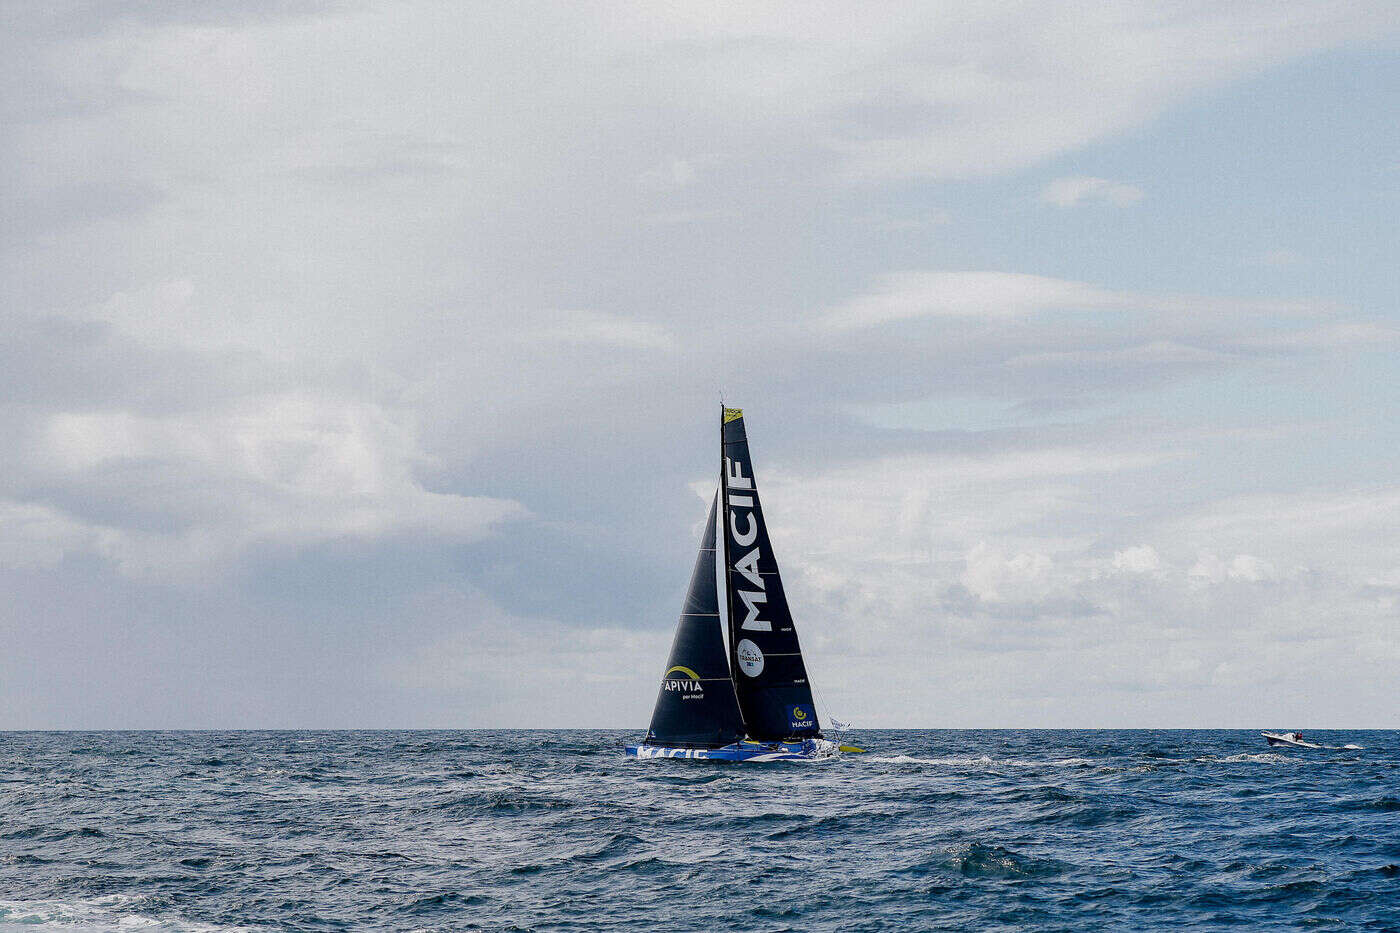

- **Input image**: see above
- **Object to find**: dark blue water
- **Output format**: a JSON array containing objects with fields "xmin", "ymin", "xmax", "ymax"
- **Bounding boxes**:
[{"xmin": 2, "ymin": 731, "xmax": 1397, "ymax": 931}]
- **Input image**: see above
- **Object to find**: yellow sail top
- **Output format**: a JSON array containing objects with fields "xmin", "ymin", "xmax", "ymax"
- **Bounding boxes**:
[{"xmin": 723, "ymin": 407, "xmax": 744, "ymax": 423}]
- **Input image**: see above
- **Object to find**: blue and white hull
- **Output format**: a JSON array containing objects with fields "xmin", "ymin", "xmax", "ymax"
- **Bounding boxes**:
[{"xmin": 625, "ymin": 738, "xmax": 838, "ymax": 761}]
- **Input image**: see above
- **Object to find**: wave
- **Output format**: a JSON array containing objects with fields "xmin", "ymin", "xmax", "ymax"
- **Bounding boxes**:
[
  {"xmin": 404, "ymin": 892, "xmax": 488, "ymax": 911},
  {"xmin": 0, "ymin": 896, "xmax": 247, "ymax": 932},
  {"xmin": 763, "ymin": 811, "xmax": 902, "ymax": 840},
  {"xmin": 429, "ymin": 789, "xmax": 577, "ymax": 814},
  {"xmin": 867, "ymin": 754, "xmax": 1098, "ymax": 769},
  {"xmin": 942, "ymin": 843, "xmax": 1072, "ymax": 880},
  {"xmin": 1346, "ymin": 795, "xmax": 1400, "ymax": 812},
  {"xmin": 1211, "ymin": 753, "xmax": 1296, "ymax": 764},
  {"xmin": 869, "ymin": 754, "xmax": 996, "ymax": 765},
  {"xmin": 568, "ymin": 831, "xmax": 646, "ymax": 864}
]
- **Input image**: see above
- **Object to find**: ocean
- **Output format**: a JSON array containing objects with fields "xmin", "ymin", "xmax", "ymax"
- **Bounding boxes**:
[{"xmin": 2, "ymin": 730, "xmax": 1396, "ymax": 930}]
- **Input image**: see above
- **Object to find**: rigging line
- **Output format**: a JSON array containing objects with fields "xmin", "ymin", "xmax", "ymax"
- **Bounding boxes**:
[{"xmin": 808, "ymin": 651, "xmax": 842, "ymax": 735}]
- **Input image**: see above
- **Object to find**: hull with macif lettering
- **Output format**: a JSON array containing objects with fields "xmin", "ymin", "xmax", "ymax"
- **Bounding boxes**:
[{"xmin": 625, "ymin": 738, "xmax": 839, "ymax": 761}]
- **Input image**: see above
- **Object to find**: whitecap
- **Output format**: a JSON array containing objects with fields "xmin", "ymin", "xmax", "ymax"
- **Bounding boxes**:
[
  {"xmin": 0, "ymin": 895, "xmax": 249, "ymax": 932},
  {"xmin": 1215, "ymin": 753, "xmax": 1294, "ymax": 763},
  {"xmin": 868, "ymin": 754, "xmax": 997, "ymax": 766},
  {"xmin": 867, "ymin": 755, "xmax": 1098, "ymax": 769}
]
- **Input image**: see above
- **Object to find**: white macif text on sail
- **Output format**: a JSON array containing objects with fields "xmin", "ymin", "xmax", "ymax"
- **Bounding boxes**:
[{"xmin": 726, "ymin": 457, "xmax": 771, "ymax": 633}]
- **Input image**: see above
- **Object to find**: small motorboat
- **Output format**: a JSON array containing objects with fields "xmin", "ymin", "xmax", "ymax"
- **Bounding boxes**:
[{"xmin": 1261, "ymin": 731, "xmax": 1321, "ymax": 749}]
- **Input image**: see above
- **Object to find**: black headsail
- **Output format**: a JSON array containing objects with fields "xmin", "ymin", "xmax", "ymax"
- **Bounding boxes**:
[
  {"xmin": 644, "ymin": 495, "xmax": 745, "ymax": 748},
  {"xmin": 720, "ymin": 407, "xmax": 822, "ymax": 741}
]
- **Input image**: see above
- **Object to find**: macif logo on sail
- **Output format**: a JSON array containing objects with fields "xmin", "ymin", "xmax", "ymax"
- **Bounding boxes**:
[
  {"xmin": 788, "ymin": 704, "xmax": 816, "ymax": 730},
  {"xmin": 725, "ymin": 456, "xmax": 770, "ymax": 637}
]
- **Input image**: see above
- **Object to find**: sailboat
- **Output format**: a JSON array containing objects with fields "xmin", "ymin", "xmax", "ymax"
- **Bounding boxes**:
[{"xmin": 626, "ymin": 407, "xmax": 843, "ymax": 762}]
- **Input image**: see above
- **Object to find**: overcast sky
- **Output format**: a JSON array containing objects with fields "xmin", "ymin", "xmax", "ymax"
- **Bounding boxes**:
[{"xmin": 3, "ymin": 2, "xmax": 1398, "ymax": 728}]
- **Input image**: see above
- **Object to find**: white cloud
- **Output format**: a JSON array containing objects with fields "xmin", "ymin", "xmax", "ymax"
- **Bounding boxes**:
[
  {"xmin": 1188, "ymin": 551, "xmax": 1277, "ymax": 584},
  {"xmin": 1039, "ymin": 175, "xmax": 1144, "ymax": 207},
  {"xmin": 1239, "ymin": 321, "xmax": 1400, "ymax": 351},
  {"xmin": 1005, "ymin": 340, "xmax": 1236, "ymax": 369},
  {"xmin": 818, "ymin": 270, "xmax": 1342, "ymax": 334},
  {"xmin": 8, "ymin": 2, "xmax": 1390, "ymax": 240},
  {"xmin": 1228, "ymin": 553, "xmax": 1277, "ymax": 583},
  {"xmin": 1165, "ymin": 488, "xmax": 1400, "ymax": 571},
  {"xmin": 1113, "ymin": 545, "xmax": 1162, "ymax": 574},
  {"xmin": 820, "ymin": 271, "xmax": 1123, "ymax": 330},
  {"xmin": 961, "ymin": 542, "xmax": 1055, "ymax": 603},
  {"xmin": 749, "ymin": 433, "xmax": 1400, "ymax": 724},
  {"xmin": 14, "ymin": 394, "xmax": 524, "ymax": 580},
  {"xmin": 0, "ymin": 500, "xmax": 92, "ymax": 570}
]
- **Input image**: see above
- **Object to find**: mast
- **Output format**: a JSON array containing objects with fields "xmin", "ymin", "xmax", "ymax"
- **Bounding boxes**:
[
  {"xmin": 716, "ymin": 410, "xmax": 732, "ymax": 665},
  {"xmin": 720, "ymin": 407, "xmax": 822, "ymax": 742}
]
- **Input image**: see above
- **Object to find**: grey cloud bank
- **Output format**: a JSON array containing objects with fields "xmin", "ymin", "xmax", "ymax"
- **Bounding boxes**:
[{"xmin": 2, "ymin": 1, "xmax": 1397, "ymax": 727}]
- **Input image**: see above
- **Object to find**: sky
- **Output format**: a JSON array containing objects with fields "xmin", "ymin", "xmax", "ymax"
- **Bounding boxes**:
[{"xmin": 2, "ymin": 1, "xmax": 1398, "ymax": 728}]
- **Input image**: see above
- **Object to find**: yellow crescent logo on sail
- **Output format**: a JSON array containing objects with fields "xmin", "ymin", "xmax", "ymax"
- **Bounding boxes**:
[
  {"xmin": 723, "ymin": 407, "xmax": 744, "ymax": 423},
  {"xmin": 793, "ymin": 706, "xmax": 807, "ymax": 721},
  {"xmin": 664, "ymin": 666, "xmax": 701, "ymax": 681}
]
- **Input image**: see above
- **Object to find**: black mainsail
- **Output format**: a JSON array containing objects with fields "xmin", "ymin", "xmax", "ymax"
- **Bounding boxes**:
[
  {"xmin": 720, "ymin": 407, "xmax": 822, "ymax": 741},
  {"xmin": 643, "ymin": 496, "xmax": 745, "ymax": 748}
]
